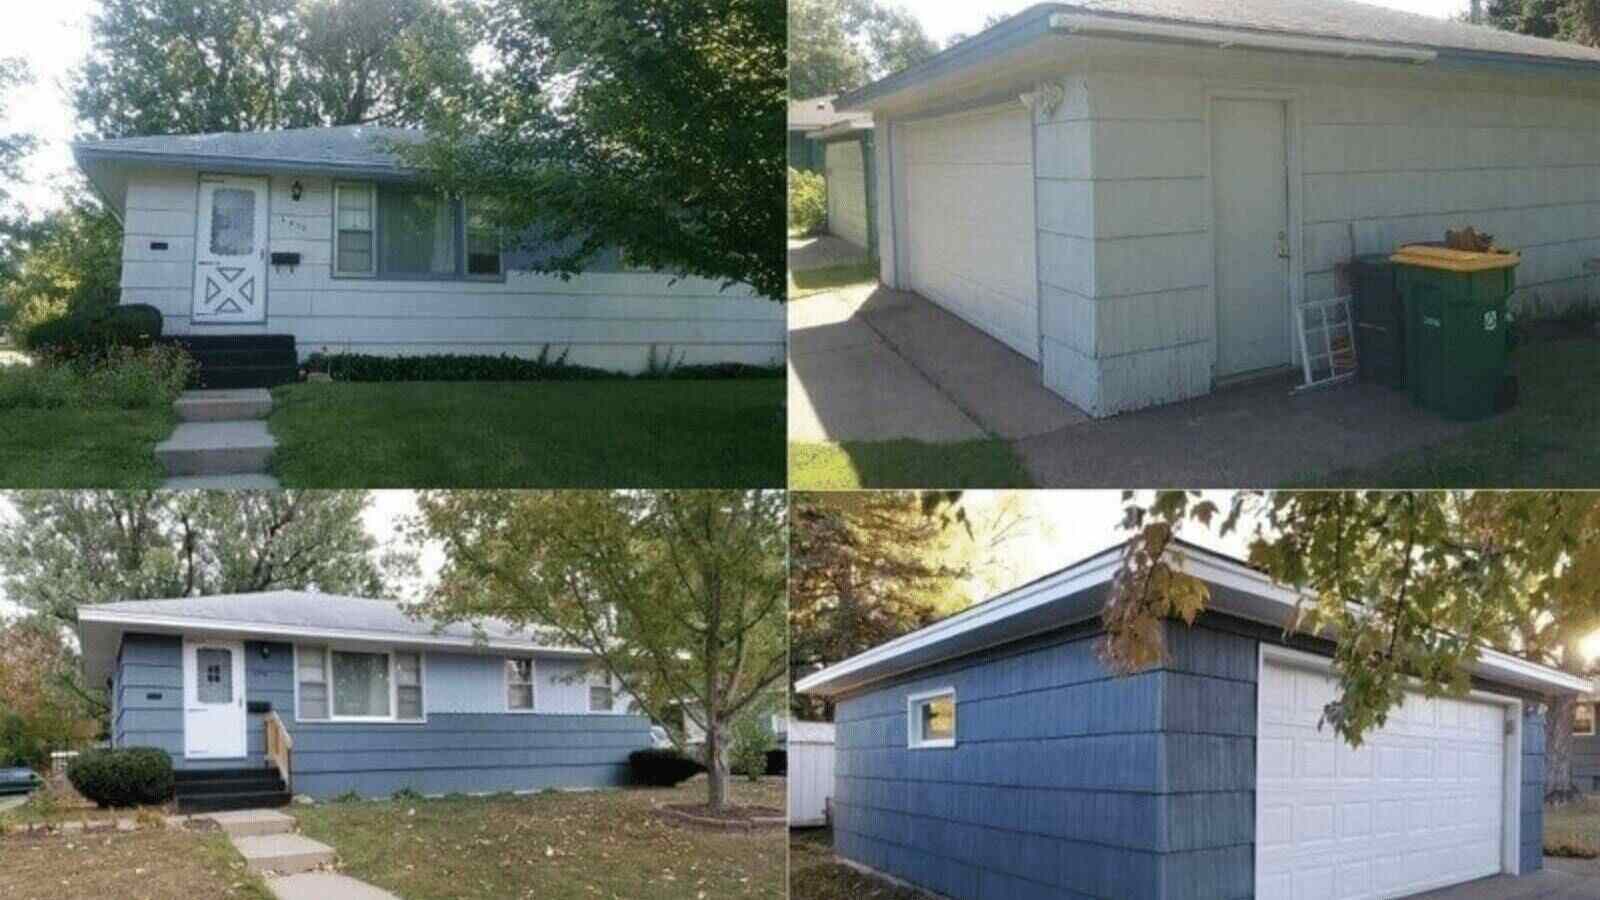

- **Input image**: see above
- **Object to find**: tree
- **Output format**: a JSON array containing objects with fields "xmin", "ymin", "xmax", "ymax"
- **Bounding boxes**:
[
  {"xmin": 789, "ymin": 491, "xmax": 986, "ymax": 720},
  {"xmin": 790, "ymin": 0, "xmax": 869, "ymax": 98},
  {"xmin": 410, "ymin": 490, "xmax": 787, "ymax": 811},
  {"xmin": 0, "ymin": 58, "xmax": 38, "ymax": 286},
  {"xmin": 401, "ymin": 0, "xmax": 785, "ymax": 301},
  {"xmin": 0, "ymin": 188, "xmax": 123, "ymax": 340},
  {"xmin": 71, "ymin": 0, "xmax": 481, "ymax": 139},
  {"xmin": 846, "ymin": 0, "xmax": 938, "ymax": 79},
  {"xmin": 945, "ymin": 13, "xmax": 1013, "ymax": 50},
  {"xmin": 1106, "ymin": 491, "xmax": 1600, "ymax": 801},
  {"xmin": 0, "ymin": 616, "xmax": 100, "ymax": 767},
  {"xmin": 1484, "ymin": 0, "xmax": 1563, "ymax": 36},
  {"xmin": 0, "ymin": 491, "xmax": 417, "ymax": 627}
]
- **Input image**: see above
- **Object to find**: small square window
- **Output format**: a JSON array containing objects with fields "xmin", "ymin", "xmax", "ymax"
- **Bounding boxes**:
[
  {"xmin": 589, "ymin": 685, "xmax": 614, "ymax": 712},
  {"xmin": 506, "ymin": 658, "xmax": 535, "ymax": 711},
  {"xmin": 908, "ymin": 688, "xmax": 956, "ymax": 749},
  {"xmin": 1576, "ymin": 703, "xmax": 1595, "ymax": 737}
]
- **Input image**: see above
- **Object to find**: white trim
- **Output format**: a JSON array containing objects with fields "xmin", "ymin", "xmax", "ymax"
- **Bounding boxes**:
[
  {"xmin": 79, "ymin": 608, "xmax": 590, "ymax": 658},
  {"xmin": 1047, "ymin": 13, "xmax": 1439, "ymax": 64},
  {"xmin": 906, "ymin": 686, "xmax": 957, "ymax": 750},
  {"xmin": 1576, "ymin": 701, "xmax": 1596, "ymax": 737},
  {"xmin": 504, "ymin": 656, "xmax": 537, "ymax": 714},
  {"xmin": 332, "ymin": 181, "xmax": 377, "ymax": 278},
  {"xmin": 182, "ymin": 637, "xmax": 248, "ymax": 760},
  {"xmin": 292, "ymin": 643, "xmax": 427, "ymax": 725},
  {"xmin": 1256, "ymin": 643, "xmax": 1523, "ymax": 895}
]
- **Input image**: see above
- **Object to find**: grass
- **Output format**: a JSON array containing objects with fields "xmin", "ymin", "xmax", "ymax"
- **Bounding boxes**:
[
  {"xmin": 268, "ymin": 379, "xmax": 785, "ymax": 487},
  {"xmin": 1546, "ymin": 797, "xmax": 1600, "ymax": 858},
  {"xmin": 1313, "ymin": 337, "xmax": 1600, "ymax": 487},
  {"xmin": 790, "ymin": 827, "xmax": 933, "ymax": 900},
  {"xmin": 0, "ymin": 406, "xmax": 173, "ymax": 486},
  {"xmin": 789, "ymin": 262, "xmax": 878, "ymax": 300},
  {"xmin": 0, "ymin": 826, "xmax": 273, "ymax": 900},
  {"xmin": 788, "ymin": 439, "xmax": 1034, "ymax": 489},
  {"xmin": 289, "ymin": 776, "xmax": 786, "ymax": 900}
]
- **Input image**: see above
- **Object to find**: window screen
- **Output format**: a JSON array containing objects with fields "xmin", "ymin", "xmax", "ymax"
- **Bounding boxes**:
[
  {"xmin": 589, "ymin": 685, "xmax": 614, "ymax": 712},
  {"xmin": 298, "ymin": 647, "xmax": 329, "ymax": 720},
  {"xmin": 465, "ymin": 201, "xmax": 502, "ymax": 276},
  {"xmin": 506, "ymin": 658, "xmax": 534, "ymax": 710},
  {"xmin": 332, "ymin": 651, "xmax": 391, "ymax": 717},
  {"xmin": 335, "ymin": 184, "xmax": 375, "ymax": 275},
  {"xmin": 379, "ymin": 187, "xmax": 457, "ymax": 276},
  {"xmin": 396, "ymin": 652, "xmax": 422, "ymax": 720},
  {"xmin": 210, "ymin": 188, "xmax": 255, "ymax": 256},
  {"xmin": 197, "ymin": 648, "xmax": 232, "ymax": 704},
  {"xmin": 1578, "ymin": 703, "xmax": 1596, "ymax": 737}
]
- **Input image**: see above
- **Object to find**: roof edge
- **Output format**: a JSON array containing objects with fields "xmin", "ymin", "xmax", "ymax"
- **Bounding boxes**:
[{"xmin": 71, "ymin": 143, "xmax": 419, "ymax": 179}]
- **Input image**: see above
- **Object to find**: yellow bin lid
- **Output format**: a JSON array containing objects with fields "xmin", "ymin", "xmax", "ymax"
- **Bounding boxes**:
[{"xmin": 1389, "ymin": 244, "xmax": 1520, "ymax": 272}]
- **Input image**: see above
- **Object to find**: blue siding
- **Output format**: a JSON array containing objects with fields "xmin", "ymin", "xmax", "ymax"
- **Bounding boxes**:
[
  {"xmin": 831, "ymin": 615, "xmax": 1552, "ymax": 900},
  {"xmin": 113, "ymin": 632, "xmax": 651, "ymax": 798}
]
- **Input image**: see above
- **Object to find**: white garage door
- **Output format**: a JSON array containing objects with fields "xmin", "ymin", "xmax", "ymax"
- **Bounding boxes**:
[
  {"xmin": 1257, "ymin": 656, "xmax": 1508, "ymax": 900},
  {"xmin": 824, "ymin": 141, "xmax": 870, "ymax": 252},
  {"xmin": 899, "ymin": 104, "xmax": 1038, "ymax": 361}
]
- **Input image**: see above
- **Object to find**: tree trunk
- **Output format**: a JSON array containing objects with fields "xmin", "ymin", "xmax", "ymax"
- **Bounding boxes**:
[
  {"xmin": 705, "ymin": 718, "xmax": 729, "ymax": 810},
  {"xmin": 1548, "ymin": 693, "xmax": 1582, "ymax": 805}
]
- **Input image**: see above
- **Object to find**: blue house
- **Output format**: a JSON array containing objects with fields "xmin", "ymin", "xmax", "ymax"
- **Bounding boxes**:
[
  {"xmin": 78, "ymin": 591, "xmax": 652, "ymax": 811},
  {"xmin": 795, "ymin": 541, "xmax": 1590, "ymax": 900}
]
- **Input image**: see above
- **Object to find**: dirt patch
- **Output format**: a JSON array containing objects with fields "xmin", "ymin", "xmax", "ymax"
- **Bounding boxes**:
[
  {"xmin": 0, "ymin": 826, "xmax": 272, "ymax": 900},
  {"xmin": 655, "ymin": 802, "xmax": 785, "ymax": 831}
]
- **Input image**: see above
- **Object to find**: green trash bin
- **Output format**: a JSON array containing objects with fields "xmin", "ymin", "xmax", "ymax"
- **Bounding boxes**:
[{"xmin": 1390, "ymin": 244, "xmax": 1520, "ymax": 421}]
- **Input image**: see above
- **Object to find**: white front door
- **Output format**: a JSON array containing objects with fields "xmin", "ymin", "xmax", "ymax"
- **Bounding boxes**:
[
  {"xmin": 1213, "ymin": 98, "xmax": 1291, "ymax": 377},
  {"xmin": 193, "ymin": 176, "xmax": 269, "ymax": 324},
  {"xmin": 183, "ymin": 639, "xmax": 247, "ymax": 759},
  {"xmin": 1256, "ymin": 655, "xmax": 1508, "ymax": 900}
]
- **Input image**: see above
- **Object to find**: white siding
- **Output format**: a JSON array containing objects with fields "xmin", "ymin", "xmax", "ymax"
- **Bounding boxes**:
[
  {"xmin": 118, "ymin": 169, "xmax": 785, "ymax": 372},
  {"xmin": 824, "ymin": 139, "xmax": 871, "ymax": 251},
  {"xmin": 1029, "ymin": 46, "xmax": 1600, "ymax": 416},
  {"xmin": 898, "ymin": 103, "xmax": 1039, "ymax": 361},
  {"xmin": 787, "ymin": 721, "xmax": 836, "ymax": 827}
]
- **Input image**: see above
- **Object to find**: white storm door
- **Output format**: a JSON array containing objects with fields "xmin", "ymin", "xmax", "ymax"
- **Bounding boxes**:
[
  {"xmin": 193, "ymin": 176, "xmax": 269, "ymax": 324},
  {"xmin": 184, "ymin": 639, "xmax": 247, "ymax": 759},
  {"xmin": 1256, "ymin": 655, "xmax": 1507, "ymax": 900},
  {"xmin": 1212, "ymin": 99, "xmax": 1291, "ymax": 377}
]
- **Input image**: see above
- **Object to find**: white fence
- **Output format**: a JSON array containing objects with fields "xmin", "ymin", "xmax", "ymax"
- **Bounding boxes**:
[{"xmin": 787, "ymin": 721, "xmax": 835, "ymax": 828}]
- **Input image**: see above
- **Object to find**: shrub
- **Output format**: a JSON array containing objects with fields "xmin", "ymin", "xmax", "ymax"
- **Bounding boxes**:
[
  {"xmin": 0, "ymin": 363, "xmax": 81, "ymax": 410},
  {"xmin": 22, "ymin": 305, "xmax": 163, "ymax": 361},
  {"xmin": 66, "ymin": 747, "xmax": 174, "ymax": 808},
  {"xmin": 628, "ymin": 748, "xmax": 705, "ymax": 787},
  {"xmin": 788, "ymin": 167, "xmax": 826, "ymax": 235},
  {"xmin": 729, "ymin": 716, "xmax": 775, "ymax": 782},
  {"xmin": 0, "ymin": 344, "xmax": 194, "ymax": 412},
  {"xmin": 391, "ymin": 786, "xmax": 423, "ymax": 802},
  {"xmin": 301, "ymin": 350, "xmax": 783, "ymax": 383}
]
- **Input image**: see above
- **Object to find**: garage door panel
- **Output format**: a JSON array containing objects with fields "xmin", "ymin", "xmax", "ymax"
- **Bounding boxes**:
[
  {"xmin": 900, "ymin": 105, "xmax": 1038, "ymax": 360},
  {"xmin": 1258, "ymin": 658, "xmax": 1507, "ymax": 900}
]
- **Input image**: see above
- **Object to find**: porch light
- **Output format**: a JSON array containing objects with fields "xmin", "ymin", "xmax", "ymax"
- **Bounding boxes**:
[
  {"xmin": 260, "ymin": 645, "xmax": 271, "ymax": 659},
  {"xmin": 291, "ymin": 180, "xmax": 304, "ymax": 201}
]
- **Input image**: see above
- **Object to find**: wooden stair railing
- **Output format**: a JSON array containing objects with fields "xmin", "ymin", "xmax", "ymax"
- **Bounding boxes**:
[{"xmin": 264, "ymin": 711, "xmax": 293, "ymax": 795}]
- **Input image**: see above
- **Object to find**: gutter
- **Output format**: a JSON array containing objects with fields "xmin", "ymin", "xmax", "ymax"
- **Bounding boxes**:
[
  {"xmin": 71, "ymin": 143, "xmax": 418, "ymax": 180},
  {"xmin": 1046, "ymin": 12, "xmax": 1437, "ymax": 64}
]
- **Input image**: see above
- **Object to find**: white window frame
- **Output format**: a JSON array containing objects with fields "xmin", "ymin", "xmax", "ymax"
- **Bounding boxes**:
[
  {"xmin": 505, "ymin": 656, "xmax": 537, "ymax": 713},
  {"xmin": 906, "ymin": 686, "xmax": 957, "ymax": 750},
  {"xmin": 587, "ymin": 670, "xmax": 616, "ymax": 714},
  {"xmin": 332, "ymin": 181, "xmax": 376, "ymax": 278},
  {"xmin": 1577, "ymin": 702, "xmax": 1596, "ymax": 737},
  {"xmin": 293, "ymin": 644, "xmax": 426, "ymax": 724}
]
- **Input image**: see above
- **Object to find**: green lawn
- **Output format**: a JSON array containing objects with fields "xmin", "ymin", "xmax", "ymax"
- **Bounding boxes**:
[
  {"xmin": 0, "ymin": 407, "xmax": 172, "ymax": 487},
  {"xmin": 269, "ymin": 379, "xmax": 785, "ymax": 487},
  {"xmin": 789, "ymin": 262, "xmax": 878, "ymax": 299},
  {"xmin": 290, "ymin": 777, "xmax": 785, "ymax": 900},
  {"xmin": 1313, "ymin": 337, "xmax": 1600, "ymax": 487},
  {"xmin": 788, "ymin": 439, "xmax": 1034, "ymax": 489}
]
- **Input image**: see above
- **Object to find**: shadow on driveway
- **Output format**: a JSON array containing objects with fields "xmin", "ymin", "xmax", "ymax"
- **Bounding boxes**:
[{"xmin": 1408, "ymin": 857, "xmax": 1600, "ymax": 898}]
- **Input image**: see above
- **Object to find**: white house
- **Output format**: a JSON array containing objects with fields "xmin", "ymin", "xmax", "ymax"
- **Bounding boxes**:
[
  {"xmin": 843, "ymin": 0, "xmax": 1600, "ymax": 417},
  {"xmin": 72, "ymin": 126, "xmax": 785, "ymax": 378}
]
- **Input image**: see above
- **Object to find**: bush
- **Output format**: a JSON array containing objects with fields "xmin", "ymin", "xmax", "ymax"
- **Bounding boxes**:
[
  {"xmin": 0, "ymin": 344, "xmax": 194, "ymax": 412},
  {"xmin": 788, "ymin": 167, "xmax": 826, "ymax": 235},
  {"xmin": 628, "ymin": 748, "xmax": 705, "ymax": 787},
  {"xmin": 302, "ymin": 350, "xmax": 783, "ymax": 383},
  {"xmin": 66, "ymin": 747, "xmax": 174, "ymax": 808},
  {"xmin": 729, "ymin": 716, "xmax": 775, "ymax": 782},
  {"xmin": 22, "ymin": 305, "xmax": 163, "ymax": 361}
]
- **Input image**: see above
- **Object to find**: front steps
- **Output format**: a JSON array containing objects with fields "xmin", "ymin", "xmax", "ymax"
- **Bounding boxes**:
[
  {"xmin": 175, "ymin": 767, "xmax": 291, "ymax": 814},
  {"xmin": 167, "ymin": 335, "xmax": 299, "ymax": 390},
  {"xmin": 157, "ymin": 388, "xmax": 279, "ymax": 485}
]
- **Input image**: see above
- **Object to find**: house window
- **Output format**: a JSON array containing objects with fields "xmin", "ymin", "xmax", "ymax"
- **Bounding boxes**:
[
  {"xmin": 506, "ymin": 658, "xmax": 535, "ymax": 711},
  {"xmin": 296, "ymin": 646, "xmax": 423, "ymax": 722},
  {"xmin": 334, "ymin": 183, "xmax": 375, "ymax": 276},
  {"xmin": 1577, "ymin": 703, "xmax": 1595, "ymax": 737},
  {"xmin": 907, "ymin": 688, "xmax": 956, "ymax": 749},
  {"xmin": 589, "ymin": 673, "xmax": 614, "ymax": 713},
  {"xmin": 333, "ymin": 183, "xmax": 502, "ymax": 280}
]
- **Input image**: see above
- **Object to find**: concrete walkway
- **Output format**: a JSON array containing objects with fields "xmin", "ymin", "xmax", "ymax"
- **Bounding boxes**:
[
  {"xmin": 200, "ymin": 808, "xmax": 398, "ymax": 900},
  {"xmin": 1410, "ymin": 857, "xmax": 1600, "ymax": 898},
  {"xmin": 788, "ymin": 280, "xmax": 1484, "ymax": 486},
  {"xmin": 156, "ymin": 389, "xmax": 281, "ymax": 488}
]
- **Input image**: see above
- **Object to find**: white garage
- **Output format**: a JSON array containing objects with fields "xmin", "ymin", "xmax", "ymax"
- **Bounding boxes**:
[
  {"xmin": 1257, "ymin": 649, "xmax": 1517, "ymax": 900},
  {"xmin": 823, "ymin": 140, "xmax": 870, "ymax": 252},
  {"xmin": 897, "ymin": 103, "xmax": 1038, "ymax": 361}
]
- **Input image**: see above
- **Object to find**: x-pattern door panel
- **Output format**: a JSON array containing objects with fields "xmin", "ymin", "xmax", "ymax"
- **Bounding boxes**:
[{"xmin": 193, "ymin": 176, "xmax": 268, "ymax": 324}]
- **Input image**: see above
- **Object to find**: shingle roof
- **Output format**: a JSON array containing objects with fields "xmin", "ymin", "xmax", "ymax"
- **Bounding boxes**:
[
  {"xmin": 85, "ymin": 590, "xmax": 567, "ymax": 648},
  {"xmin": 1068, "ymin": 0, "xmax": 1600, "ymax": 64},
  {"xmin": 72, "ymin": 124, "xmax": 424, "ymax": 170}
]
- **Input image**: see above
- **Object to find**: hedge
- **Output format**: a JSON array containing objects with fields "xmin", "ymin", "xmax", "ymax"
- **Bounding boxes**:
[
  {"xmin": 628, "ymin": 748, "xmax": 705, "ymax": 787},
  {"xmin": 302, "ymin": 350, "xmax": 783, "ymax": 383},
  {"xmin": 23, "ymin": 304, "xmax": 164, "ymax": 361},
  {"xmin": 66, "ymin": 747, "xmax": 174, "ymax": 807}
]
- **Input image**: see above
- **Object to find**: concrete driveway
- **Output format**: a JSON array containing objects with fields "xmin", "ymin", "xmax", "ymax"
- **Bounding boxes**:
[
  {"xmin": 787, "ymin": 278, "xmax": 1485, "ymax": 486},
  {"xmin": 1410, "ymin": 857, "xmax": 1600, "ymax": 898}
]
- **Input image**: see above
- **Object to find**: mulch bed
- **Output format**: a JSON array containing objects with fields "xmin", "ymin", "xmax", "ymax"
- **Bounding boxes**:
[{"xmin": 653, "ymin": 802, "xmax": 785, "ymax": 832}]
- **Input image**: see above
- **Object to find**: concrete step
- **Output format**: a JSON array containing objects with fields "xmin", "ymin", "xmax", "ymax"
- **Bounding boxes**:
[
  {"xmin": 164, "ymin": 473, "xmax": 282, "ymax": 489},
  {"xmin": 176, "ymin": 389, "xmax": 273, "ymax": 422},
  {"xmin": 155, "ymin": 421, "xmax": 275, "ymax": 476},
  {"xmin": 200, "ymin": 808, "xmax": 296, "ymax": 837},
  {"xmin": 193, "ymin": 364, "xmax": 299, "ymax": 391},
  {"xmin": 178, "ymin": 789, "xmax": 292, "ymax": 813},
  {"xmin": 267, "ymin": 872, "xmax": 400, "ymax": 900},
  {"xmin": 233, "ymin": 832, "xmax": 336, "ymax": 875}
]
